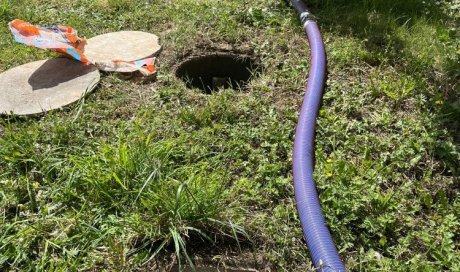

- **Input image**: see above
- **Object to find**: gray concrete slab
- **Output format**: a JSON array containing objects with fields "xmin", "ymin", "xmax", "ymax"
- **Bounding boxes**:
[
  {"xmin": 83, "ymin": 31, "xmax": 161, "ymax": 72},
  {"xmin": 0, "ymin": 58, "xmax": 100, "ymax": 115}
]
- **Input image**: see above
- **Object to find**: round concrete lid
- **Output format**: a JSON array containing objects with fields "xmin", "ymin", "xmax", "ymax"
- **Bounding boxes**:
[
  {"xmin": 83, "ymin": 31, "xmax": 161, "ymax": 66},
  {"xmin": 0, "ymin": 58, "xmax": 100, "ymax": 116}
]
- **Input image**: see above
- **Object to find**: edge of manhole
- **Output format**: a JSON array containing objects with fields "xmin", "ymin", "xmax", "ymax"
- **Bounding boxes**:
[{"xmin": 174, "ymin": 50, "xmax": 261, "ymax": 93}]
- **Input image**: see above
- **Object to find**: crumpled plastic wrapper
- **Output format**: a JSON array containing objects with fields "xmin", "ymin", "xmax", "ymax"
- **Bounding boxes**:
[{"xmin": 8, "ymin": 19, "xmax": 156, "ymax": 76}]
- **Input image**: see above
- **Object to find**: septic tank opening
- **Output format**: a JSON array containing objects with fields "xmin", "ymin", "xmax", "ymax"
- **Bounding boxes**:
[{"xmin": 175, "ymin": 53, "xmax": 259, "ymax": 93}]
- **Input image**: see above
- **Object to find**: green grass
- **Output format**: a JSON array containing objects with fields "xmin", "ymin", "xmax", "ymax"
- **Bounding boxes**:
[{"xmin": 1, "ymin": 0, "xmax": 459, "ymax": 271}]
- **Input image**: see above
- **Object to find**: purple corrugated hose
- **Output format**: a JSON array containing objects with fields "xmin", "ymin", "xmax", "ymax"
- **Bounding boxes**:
[{"xmin": 289, "ymin": 0, "xmax": 346, "ymax": 271}]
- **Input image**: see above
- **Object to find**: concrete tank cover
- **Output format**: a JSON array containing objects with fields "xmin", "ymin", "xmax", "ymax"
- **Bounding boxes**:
[
  {"xmin": 84, "ymin": 31, "xmax": 161, "ymax": 72},
  {"xmin": 0, "ymin": 58, "xmax": 100, "ymax": 116}
]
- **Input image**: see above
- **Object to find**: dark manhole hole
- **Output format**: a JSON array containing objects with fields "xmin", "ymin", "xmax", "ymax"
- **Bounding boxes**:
[{"xmin": 176, "ymin": 53, "xmax": 259, "ymax": 93}]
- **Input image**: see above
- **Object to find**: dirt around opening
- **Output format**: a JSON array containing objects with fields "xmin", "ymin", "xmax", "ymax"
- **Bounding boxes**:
[{"xmin": 175, "ymin": 53, "xmax": 259, "ymax": 94}]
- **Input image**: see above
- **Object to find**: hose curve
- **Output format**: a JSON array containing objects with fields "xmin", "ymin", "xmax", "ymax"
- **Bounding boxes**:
[{"xmin": 289, "ymin": 1, "xmax": 346, "ymax": 271}]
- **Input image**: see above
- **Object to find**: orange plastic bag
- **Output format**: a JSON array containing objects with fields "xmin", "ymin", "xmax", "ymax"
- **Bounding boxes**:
[{"xmin": 9, "ymin": 19, "xmax": 156, "ymax": 75}]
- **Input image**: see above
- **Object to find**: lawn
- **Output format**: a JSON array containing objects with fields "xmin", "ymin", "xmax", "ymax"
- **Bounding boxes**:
[{"xmin": 0, "ymin": 0, "xmax": 459, "ymax": 271}]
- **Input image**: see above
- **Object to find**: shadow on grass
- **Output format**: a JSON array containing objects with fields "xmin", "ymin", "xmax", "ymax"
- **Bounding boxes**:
[
  {"xmin": 437, "ymin": 93, "xmax": 460, "ymax": 176},
  {"xmin": 308, "ymin": 0, "xmax": 460, "ymax": 160},
  {"xmin": 313, "ymin": 1, "xmax": 457, "ymax": 68},
  {"xmin": 310, "ymin": 0, "xmax": 450, "ymax": 28}
]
